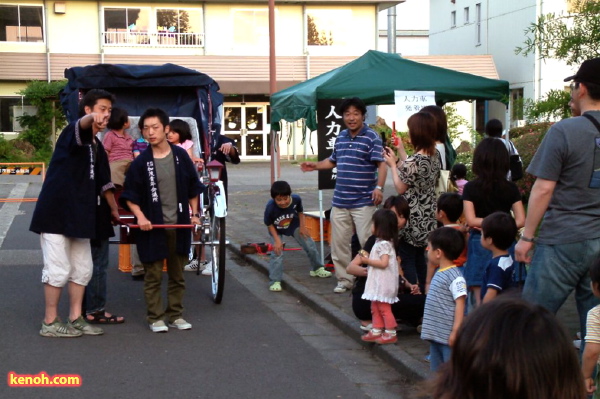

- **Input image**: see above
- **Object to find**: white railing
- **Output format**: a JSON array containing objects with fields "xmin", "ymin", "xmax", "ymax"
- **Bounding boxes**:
[{"xmin": 102, "ymin": 31, "xmax": 204, "ymax": 47}]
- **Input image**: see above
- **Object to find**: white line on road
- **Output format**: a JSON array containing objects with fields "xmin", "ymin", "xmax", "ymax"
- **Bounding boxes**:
[{"xmin": 0, "ymin": 183, "xmax": 28, "ymax": 249}]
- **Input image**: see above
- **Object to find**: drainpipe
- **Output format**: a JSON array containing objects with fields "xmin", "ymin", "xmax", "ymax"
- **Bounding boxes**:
[
  {"xmin": 202, "ymin": 2, "xmax": 206, "ymax": 55},
  {"xmin": 387, "ymin": 6, "xmax": 396, "ymax": 53},
  {"xmin": 98, "ymin": 1, "xmax": 104, "ymax": 63},
  {"xmin": 43, "ymin": 0, "xmax": 51, "ymax": 81}
]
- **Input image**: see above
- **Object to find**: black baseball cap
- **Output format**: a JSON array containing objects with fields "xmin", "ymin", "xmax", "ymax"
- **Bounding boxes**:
[{"xmin": 564, "ymin": 58, "xmax": 600, "ymax": 84}]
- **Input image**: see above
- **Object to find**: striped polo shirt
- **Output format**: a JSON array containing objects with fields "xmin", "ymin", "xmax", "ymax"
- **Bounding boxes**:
[{"xmin": 329, "ymin": 124, "xmax": 384, "ymax": 209}]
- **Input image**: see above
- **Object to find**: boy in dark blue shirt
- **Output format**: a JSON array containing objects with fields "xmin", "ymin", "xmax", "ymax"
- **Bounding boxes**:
[
  {"xmin": 264, "ymin": 181, "xmax": 332, "ymax": 291},
  {"xmin": 480, "ymin": 212, "xmax": 518, "ymax": 303}
]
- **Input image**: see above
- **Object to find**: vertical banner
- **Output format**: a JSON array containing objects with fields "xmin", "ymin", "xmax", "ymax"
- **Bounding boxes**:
[
  {"xmin": 394, "ymin": 91, "xmax": 436, "ymax": 123},
  {"xmin": 317, "ymin": 99, "xmax": 346, "ymax": 190}
]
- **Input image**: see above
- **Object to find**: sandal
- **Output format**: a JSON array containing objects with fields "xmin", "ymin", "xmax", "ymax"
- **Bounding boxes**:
[{"xmin": 86, "ymin": 311, "xmax": 125, "ymax": 324}]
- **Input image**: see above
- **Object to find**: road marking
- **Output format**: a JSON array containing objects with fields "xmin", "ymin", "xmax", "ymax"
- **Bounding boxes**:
[{"xmin": 0, "ymin": 183, "xmax": 28, "ymax": 249}]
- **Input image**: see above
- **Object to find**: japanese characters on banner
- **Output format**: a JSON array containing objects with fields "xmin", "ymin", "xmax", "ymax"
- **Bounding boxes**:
[
  {"xmin": 394, "ymin": 91, "xmax": 436, "ymax": 128},
  {"xmin": 316, "ymin": 99, "xmax": 347, "ymax": 190}
]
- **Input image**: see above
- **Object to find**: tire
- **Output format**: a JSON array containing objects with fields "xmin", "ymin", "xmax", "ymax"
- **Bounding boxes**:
[{"xmin": 210, "ymin": 215, "xmax": 226, "ymax": 303}]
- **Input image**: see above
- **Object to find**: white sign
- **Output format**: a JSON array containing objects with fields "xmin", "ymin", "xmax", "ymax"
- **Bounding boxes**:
[{"xmin": 394, "ymin": 91, "xmax": 436, "ymax": 124}]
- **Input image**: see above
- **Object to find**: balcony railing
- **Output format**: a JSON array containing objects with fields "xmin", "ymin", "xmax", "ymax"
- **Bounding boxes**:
[{"xmin": 102, "ymin": 31, "xmax": 204, "ymax": 48}]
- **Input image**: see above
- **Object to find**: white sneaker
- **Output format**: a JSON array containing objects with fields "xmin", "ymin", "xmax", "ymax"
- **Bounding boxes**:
[
  {"xmin": 201, "ymin": 261, "xmax": 213, "ymax": 275},
  {"xmin": 168, "ymin": 318, "xmax": 192, "ymax": 330},
  {"xmin": 149, "ymin": 320, "xmax": 168, "ymax": 333},
  {"xmin": 333, "ymin": 282, "xmax": 349, "ymax": 293},
  {"xmin": 184, "ymin": 259, "xmax": 199, "ymax": 272},
  {"xmin": 360, "ymin": 323, "xmax": 372, "ymax": 331}
]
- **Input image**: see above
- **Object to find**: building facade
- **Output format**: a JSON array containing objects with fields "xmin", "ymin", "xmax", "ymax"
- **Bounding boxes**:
[{"xmin": 429, "ymin": 0, "xmax": 576, "ymax": 127}]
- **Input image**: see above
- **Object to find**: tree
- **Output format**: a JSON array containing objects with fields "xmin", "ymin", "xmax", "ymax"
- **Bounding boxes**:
[
  {"xmin": 524, "ymin": 89, "xmax": 572, "ymax": 122},
  {"xmin": 515, "ymin": 0, "xmax": 600, "ymax": 66},
  {"xmin": 17, "ymin": 80, "xmax": 67, "ymax": 151},
  {"xmin": 307, "ymin": 15, "xmax": 333, "ymax": 46}
]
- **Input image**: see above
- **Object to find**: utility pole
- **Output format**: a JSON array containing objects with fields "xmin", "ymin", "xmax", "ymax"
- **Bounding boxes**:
[{"xmin": 269, "ymin": 0, "xmax": 279, "ymax": 183}]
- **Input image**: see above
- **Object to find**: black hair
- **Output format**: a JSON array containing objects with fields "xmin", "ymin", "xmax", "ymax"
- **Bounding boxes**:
[
  {"xmin": 450, "ymin": 163, "xmax": 467, "ymax": 181},
  {"xmin": 589, "ymin": 257, "xmax": 600, "ymax": 287},
  {"xmin": 472, "ymin": 137, "xmax": 511, "ymax": 197},
  {"xmin": 138, "ymin": 108, "xmax": 169, "ymax": 131},
  {"xmin": 485, "ymin": 119, "xmax": 504, "ymax": 138},
  {"xmin": 107, "ymin": 107, "xmax": 129, "ymax": 130},
  {"xmin": 481, "ymin": 212, "xmax": 518, "ymax": 251},
  {"xmin": 431, "ymin": 297, "xmax": 585, "ymax": 399},
  {"xmin": 78, "ymin": 89, "xmax": 116, "ymax": 117},
  {"xmin": 428, "ymin": 227, "xmax": 465, "ymax": 261},
  {"xmin": 437, "ymin": 193, "xmax": 463, "ymax": 223},
  {"xmin": 420, "ymin": 105, "xmax": 448, "ymax": 143},
  {"xmin": 577, "ymin": 81, "xmax": 600, "ymax": 101},
  {"xmin": 169, "ymin": 119, "xmax": 193, "ymax": 143},
  {"xmin": 340, "ymin": 97, "xmax": 367, "ymax": 117},
  {"xmin": 271, "ymin": 180, "xmax": 292, "ymax": 198},
  {"xmin": 383, "ymin": 195, "xmax": 410, "ymax": 220},
  {"xmin": 372, "ymin": 209, "xmax": 398, "ymax": 244}
]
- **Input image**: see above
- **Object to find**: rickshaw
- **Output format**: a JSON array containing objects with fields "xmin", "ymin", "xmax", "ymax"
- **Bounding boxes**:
[{"xmin": 60, "ymin": 63, "xmax": 228, "ymax": 303}]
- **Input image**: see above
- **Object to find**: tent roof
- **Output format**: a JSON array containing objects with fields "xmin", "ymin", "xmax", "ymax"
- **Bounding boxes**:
[{"xmin": 271, "ymin": 50, "xmax": 509, "ymax": 130}]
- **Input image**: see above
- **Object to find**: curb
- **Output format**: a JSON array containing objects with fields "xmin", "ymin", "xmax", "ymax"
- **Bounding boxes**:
[{"xmin": 227, "ymin": 241, "xmax": 431, "ymax": 383}]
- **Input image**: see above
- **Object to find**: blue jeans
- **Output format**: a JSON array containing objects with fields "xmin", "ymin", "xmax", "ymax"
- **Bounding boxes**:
[
  {"xmin": 85, "ymin": 239, "xmax": 109, "ymax": 314},
  {"xmin": 268, "ymin": 228, "xmax": 322, "ymax": 284},
  {"xmin": 523, "ymin": 238, "xmax": 600, "ymax": 342},
  {"xmin": 398, "ymin": 240, "xmax": 426, "ymax": 289},
  {"xmin": 429, "ymin": 341, "xmax": 452, "ymax": 372}
]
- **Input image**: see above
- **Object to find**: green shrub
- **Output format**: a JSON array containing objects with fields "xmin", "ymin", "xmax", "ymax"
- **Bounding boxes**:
[{"xmin": 512, "ymin": 123, "xmax": 552, "ymax": 201}]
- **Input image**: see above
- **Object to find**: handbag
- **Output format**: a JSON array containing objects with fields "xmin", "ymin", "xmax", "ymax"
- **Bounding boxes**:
[{"xmin": 508, "ymin": 140, "xmax": 523, "ymax": 181}]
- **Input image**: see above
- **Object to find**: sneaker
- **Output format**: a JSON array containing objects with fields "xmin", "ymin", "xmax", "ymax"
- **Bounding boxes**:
[
  {"xmin": 201, "ymin": 261, "xmax": 213, "ymax": 275},
  {"xmin": 310, "ymin": 267, "xmax": 332, "ymax": 278},
  {"xmin": 69, "ymin": 316, "xmax": 104, "ymax": 336},
  {"xmin": 269, "ymin": 282, "xmax": 282, "ymax": 292},
  {"xmin": 361, "ymin": 330, "xmax": 382, "ymax": 342},
  {"xmin": 40, "ymin": 318, "xmax": 82, "ymax": 338},
  {"xmin": 333, "ymin": 282, "xmax": 349, "ymax": 293},
  {"xmin": 168, "ymin": 318, "xmax": 192, "ymax": 330},
  {"xmin": 149, "ymin": 320, "xmax": 168, "ymax": 333},
  {"xmin": 360, "ymin": 323, "xmax": 373, "ymax": 332},
  {"xmin": 184, "ymin": 259, "xmax": 199, "ymax": 272},
  {"xmin": 376, "ymin": 332, "xmax": 398, "ymax": 345}
]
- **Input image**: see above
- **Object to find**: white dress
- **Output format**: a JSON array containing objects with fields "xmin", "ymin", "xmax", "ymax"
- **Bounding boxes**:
[{"xmin": 361, "ymin": 239, "xmax": 399, "ymax": 304}]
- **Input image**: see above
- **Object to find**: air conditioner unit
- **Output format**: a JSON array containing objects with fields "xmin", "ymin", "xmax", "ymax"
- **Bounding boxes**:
[{"xmin": 11, "ymin": 105, "xmax": 37, "ymax": 132}]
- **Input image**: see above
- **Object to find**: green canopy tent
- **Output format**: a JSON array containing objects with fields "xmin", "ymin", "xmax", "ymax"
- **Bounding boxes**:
[{"xmin": 270, "ymin": 50, "xmax": 509, "ymax": 131}]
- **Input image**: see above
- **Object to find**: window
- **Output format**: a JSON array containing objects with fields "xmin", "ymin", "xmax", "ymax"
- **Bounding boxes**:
[
  {"xmin": 451, "ymin": 11, "xmax": 456, "ymax": 28},
  {"xmin": 0, "ymin": 98, "xmax": 24, "ymax": 132},
  {"xmin": 511, "ymin": 88, "xmax": 524, "ymax": 121},
  {"xmin": 103, "ymin": 7, "xmax": 150, "ymax": 44},
  {"xmin": 307, "ymin": 9, "xmax": 352, "ymax": 46},
  {"xmin": 156, "ymin": 8, "xmax": 202, "ymax": 45},
  {"xmin": 232, "ymin": 9, "xmax": 268, "ymax": 54},
  {"xmin": 476, "ymin": 3, "xmax": 481, "ymax": 45},
  {"xmin": 0, "ymin": 5, "xmax": 44, "ymax": 42},
  {"xmin": 464, "ymin": 7, "xmax": 470, "ymax": 24}
]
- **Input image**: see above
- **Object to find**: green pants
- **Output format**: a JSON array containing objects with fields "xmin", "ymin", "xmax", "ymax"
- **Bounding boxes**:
[{"xmin": 143, "ymin": 229, "xmax": 186, "ymax": 324}]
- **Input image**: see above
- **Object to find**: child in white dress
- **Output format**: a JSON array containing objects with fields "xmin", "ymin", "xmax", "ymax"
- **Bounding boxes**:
[{"xmin": 359, "ymin": 209, "xmax": 400, "ymax": 345}]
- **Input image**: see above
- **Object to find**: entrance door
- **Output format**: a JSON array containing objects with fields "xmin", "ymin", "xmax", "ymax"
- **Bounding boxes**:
[{"xmin": 222, "ymin": 104, "xmax": 270, "ymax": 159}]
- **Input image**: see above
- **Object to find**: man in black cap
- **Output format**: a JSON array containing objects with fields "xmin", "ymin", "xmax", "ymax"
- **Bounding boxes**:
[{"xmin": 516, "ymin": 58, "xmax": 600, "ymax": 346}]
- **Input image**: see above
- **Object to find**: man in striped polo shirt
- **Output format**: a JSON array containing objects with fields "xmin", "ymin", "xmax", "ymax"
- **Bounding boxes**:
[{"xmin": 301, "ymin": 97, "xmax": 387, "ymax": 293}]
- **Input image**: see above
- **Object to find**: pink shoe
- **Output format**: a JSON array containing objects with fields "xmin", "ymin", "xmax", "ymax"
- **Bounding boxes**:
[
  {"xmin": 361, "ymin": 330, "xmax": 382, "ymax": 342},
  {"xmin": 376, "ymin": 332, "xmax": 397, "ymax": 345}
]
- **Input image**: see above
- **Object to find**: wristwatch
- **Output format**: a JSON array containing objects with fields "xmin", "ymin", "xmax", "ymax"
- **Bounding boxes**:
[
  {"xmin": 375, "ymin": 185, "xmax": 384, "ymax": 192},
  {"xmin": 519, "ymin": 232, "xmax": 536, "ymax": 243}
]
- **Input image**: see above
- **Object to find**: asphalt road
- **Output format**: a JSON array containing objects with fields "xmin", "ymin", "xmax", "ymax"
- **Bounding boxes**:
[{"xmin": 0, "ymin": 175, "xmax": 414, "ymax": 399}]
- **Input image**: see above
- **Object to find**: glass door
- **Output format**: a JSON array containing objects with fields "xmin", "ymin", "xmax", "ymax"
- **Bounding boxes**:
[{"xmin": 222, "ymin": 103, "xmax": 269, "ymax": 159}]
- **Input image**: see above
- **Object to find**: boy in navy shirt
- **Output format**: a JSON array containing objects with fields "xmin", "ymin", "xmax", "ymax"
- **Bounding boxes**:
[
  {"xmin": 480, "ymin": 212, "xmax": 518, "ymax": 303},
  {"xmin": 264, "ymin": 181, "xmax": 332, "ymax": 291}
]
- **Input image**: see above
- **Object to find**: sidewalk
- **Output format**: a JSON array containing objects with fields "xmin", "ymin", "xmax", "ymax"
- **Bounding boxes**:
[
  {"xmin": 224, "ymin": 160, "xmax": 581, "ymax": 383},
  {"xmin": 225, "ymin": 160, "xmax": 431, "ymax": 381}
]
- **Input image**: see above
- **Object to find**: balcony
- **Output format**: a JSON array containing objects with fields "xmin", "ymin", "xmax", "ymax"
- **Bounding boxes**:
[{"xmin": 102, "ymin": 31, "xmax": 204, "ymax": 48}]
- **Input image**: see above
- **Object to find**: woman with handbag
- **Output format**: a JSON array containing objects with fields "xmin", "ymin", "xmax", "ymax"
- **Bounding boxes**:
[{"xmin": 384, "ymin": 112, "xmax": 440, "ymax": 290}]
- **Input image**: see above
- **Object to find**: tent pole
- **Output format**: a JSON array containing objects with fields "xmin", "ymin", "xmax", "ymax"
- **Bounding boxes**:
[
  {"xmin": 269, "ymin": 0, "xmax": 278, "ymax": 183},
  {"xmin": 319, "ymin": 190, "xmax": 325, "ymax": 265}
]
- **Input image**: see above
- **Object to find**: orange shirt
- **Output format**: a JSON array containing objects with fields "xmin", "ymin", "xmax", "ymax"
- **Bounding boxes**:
[{"xmin": 447, "ymin": 223, "xmax": 468, "ymax": 267}]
